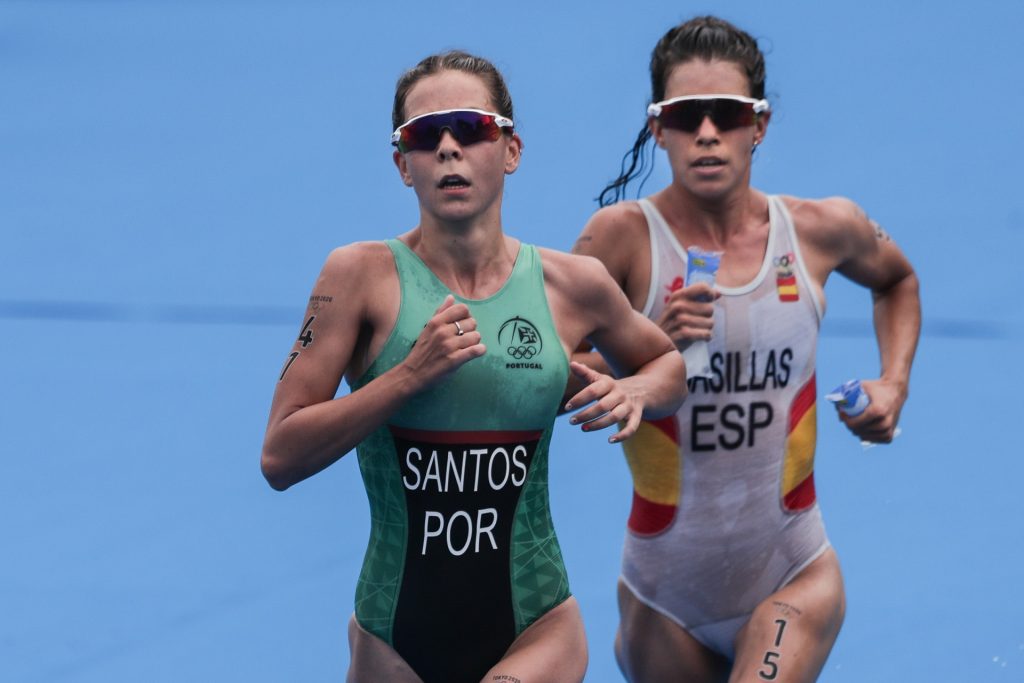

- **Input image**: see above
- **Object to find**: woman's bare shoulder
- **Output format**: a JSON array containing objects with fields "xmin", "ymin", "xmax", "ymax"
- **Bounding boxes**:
[
  {"xmin": 575, "ymin": 201, "xmax": 649, "ymax": 251},
  {"xmin": 317, "ymin": 240, "xmax": 395, "ymax": 283},
  {"xmin": 536, "ymin": 246, "xmax": 623, "ymax": 310},
  {"xmin": 779, "ymin": 194, "xmax": 865, "ymax": 242}
]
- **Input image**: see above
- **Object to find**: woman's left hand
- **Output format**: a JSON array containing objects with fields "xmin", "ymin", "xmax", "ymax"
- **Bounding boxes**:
[{"xmin": 563, "ymin": 361, "xmax": 643, "ymax": 443}]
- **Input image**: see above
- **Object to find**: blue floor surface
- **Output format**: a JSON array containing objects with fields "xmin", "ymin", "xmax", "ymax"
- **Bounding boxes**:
[{"xmin": 3, "ymin": 2, "xmax": 1023, "ymax": 681}]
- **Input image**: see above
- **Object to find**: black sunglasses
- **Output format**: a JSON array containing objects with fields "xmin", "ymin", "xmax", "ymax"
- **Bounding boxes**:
[
  {"xmin": 648, "ymin": 95, "xmax": 769, "ymax": 133},
  {"xmin": 391, "ymin": 108, "xmax": 514, "ymax": 153}
]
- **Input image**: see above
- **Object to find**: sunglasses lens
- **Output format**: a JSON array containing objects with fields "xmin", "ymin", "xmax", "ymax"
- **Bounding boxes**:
[
  {"xmin": 456, "ymin": 113, "xmax": 503, "ymax": 145},
  {"xmin": 710, "ymin": 99, "xmax": 756, "ymax": 130},
  {"xmin": 659, "ymin": 99, "xmax": 756, "ymax": 132},
  {"xmin": 397, "ymin": 111, "xmax": 503, "ymax": 152},
  {"xmin": 398, "ymin": 119, "xmax": 443, "ymax": 153},
  {"xmin": 659, "ymin": 101, "xmax": 704, "ymax": 132}
]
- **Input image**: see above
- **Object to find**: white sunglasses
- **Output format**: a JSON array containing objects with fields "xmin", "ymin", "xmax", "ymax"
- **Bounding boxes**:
[
  {"xmin": 391, "ymin": 108, "xmax": 514, "ymax": 152},
  {"xmin": 647, "ymin": 94, "xmax": 770, "ymax": 132}
]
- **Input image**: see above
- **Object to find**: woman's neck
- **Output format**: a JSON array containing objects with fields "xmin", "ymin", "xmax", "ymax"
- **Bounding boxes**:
[
  {"xmin": 653, "ymin": 184, "xmax": 766, "ymax": 250},
  {"xmin": 403, "ymin": 217, "xmax": 518, "ymax": 299}
]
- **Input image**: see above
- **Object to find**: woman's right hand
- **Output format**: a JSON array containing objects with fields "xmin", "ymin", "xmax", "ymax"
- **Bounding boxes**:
[
  {"xmin": 401, "ymin": 295, "xmax": 486, "ymax": 390},
  {"xmin": 654, "ymin": 282, "xmax": 719, "ymax": 346}
]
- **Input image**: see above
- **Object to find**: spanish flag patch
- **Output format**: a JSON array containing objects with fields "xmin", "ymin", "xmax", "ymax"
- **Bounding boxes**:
[{"xmin": 774, "ymin": 252, "xmax": 799, "ymax": 302}]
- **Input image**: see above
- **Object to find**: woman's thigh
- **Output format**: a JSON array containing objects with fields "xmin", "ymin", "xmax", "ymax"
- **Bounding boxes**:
[
  {"xmin": 346, "ymin": 616, "xmax": 422, "ymax": 683},
  {"xmin": 483, "ymin": 596, "xmax": 588, "ymax": 683},
  {"xmin": 616, "ymin": 580, "xmax": 729, "ymax": 683},
  {"xmin": 729, "ymin": 548, "xmax": 846, "ymax": 683},
  {"xmin": 348, "ymin": 597, "xmax": 587, "ymax": 683}
]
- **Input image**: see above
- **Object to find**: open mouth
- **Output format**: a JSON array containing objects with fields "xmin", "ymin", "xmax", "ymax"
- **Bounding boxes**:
[
  {"xmin": 438, "ymin": 174, "xmax": 471, "ymax": 189},
  {"xmin": 692, "ymin": 157, "xmax": 726, "ymax": 168}
]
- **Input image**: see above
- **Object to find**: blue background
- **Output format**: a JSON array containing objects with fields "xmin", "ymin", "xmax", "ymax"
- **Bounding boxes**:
[{"xmin": 3, "ymin": 1, "xmax": 1022, "ymax": 681}]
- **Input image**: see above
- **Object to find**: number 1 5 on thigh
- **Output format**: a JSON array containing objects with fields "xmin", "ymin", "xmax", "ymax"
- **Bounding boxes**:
[{"xmin": 758, "ymin": 619, "xmax": 786, "ymax": 681}]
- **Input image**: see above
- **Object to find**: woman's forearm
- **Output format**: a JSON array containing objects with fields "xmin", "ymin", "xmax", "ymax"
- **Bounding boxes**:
[
  {"xmin": 261, "ymin": 363, "xmax": 419, "ymax": 490},
  {"xmin": 872, "ymin": 270, "xmax": 921, "ymax": 393}
]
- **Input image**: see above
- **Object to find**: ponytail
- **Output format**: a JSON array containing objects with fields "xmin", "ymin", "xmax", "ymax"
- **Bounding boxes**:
[{"xmin": 597, "ymin": 124, "xmax": 654, "ymax": 207}]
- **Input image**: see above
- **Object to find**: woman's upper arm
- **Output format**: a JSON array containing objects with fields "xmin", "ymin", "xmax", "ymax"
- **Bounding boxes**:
[
  {"xmin": 802, "ymin": 197, "xmax": 915, "ymax": 291},
  {"xmin": 572, "ymin": 256, "xmax": 674, "ymax": 376},
  {"xmin": 265, "ymin": 244, "xmax": 381, "ymax": 427},
  {"xmin": 572, "ymin": 203, "xmax": 644, "ymax": 291}
]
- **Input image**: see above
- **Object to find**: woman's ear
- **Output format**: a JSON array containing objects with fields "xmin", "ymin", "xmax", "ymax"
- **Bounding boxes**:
[
  {"xmin": 393, "ymin": 150, "xmax": 414, "ymax": 187},
  {"xmin": 504, "ymin": 133, "xmax": 523, "ymax": 175},
  {"xmin": 649, "ymin": 117, "xmax": 666, "ymax": 149},
  {"xmin": 753, "ymin": 109, "xmax": 771, "ymax": 147}
]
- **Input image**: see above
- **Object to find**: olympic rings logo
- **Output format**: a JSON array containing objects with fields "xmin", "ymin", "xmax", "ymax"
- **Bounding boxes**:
[{"xmin": 507, "ymin": 345, "xmax": 537, "ymax": 359}]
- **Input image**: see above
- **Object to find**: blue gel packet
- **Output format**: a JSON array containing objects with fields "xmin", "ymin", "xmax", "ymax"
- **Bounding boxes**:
[{"xmin": 681, "ymin": 247, "xmax": 723, "ymax": 378}]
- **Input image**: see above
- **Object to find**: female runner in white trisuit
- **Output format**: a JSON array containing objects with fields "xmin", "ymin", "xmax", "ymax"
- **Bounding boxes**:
[{"xmin": 572, "ymin": 15, "xmax": 920, "ymax": 683}]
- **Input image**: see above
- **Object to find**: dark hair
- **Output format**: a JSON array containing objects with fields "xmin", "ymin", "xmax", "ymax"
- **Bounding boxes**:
[
  {"xmin": 597, "ymin": 16, "xmax": 766, "ymax": 206},
  {"xmin": 392, "ymin": 50, "xmax": 514, "ymax": 131}
]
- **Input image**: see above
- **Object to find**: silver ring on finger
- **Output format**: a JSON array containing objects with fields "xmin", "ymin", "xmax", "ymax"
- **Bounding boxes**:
[{"xmin": 453, "ymin": 320, "xmax": 465, "ymax": 336}]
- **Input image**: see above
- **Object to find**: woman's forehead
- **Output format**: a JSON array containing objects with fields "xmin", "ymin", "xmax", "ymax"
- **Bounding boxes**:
[
  {"xmin": 663, "ymin": 59, "xmax": 751, "ymax": 98},
  {"xmin": 403, "ymin": 71, "xmax": 495, "ymax": 120}
]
